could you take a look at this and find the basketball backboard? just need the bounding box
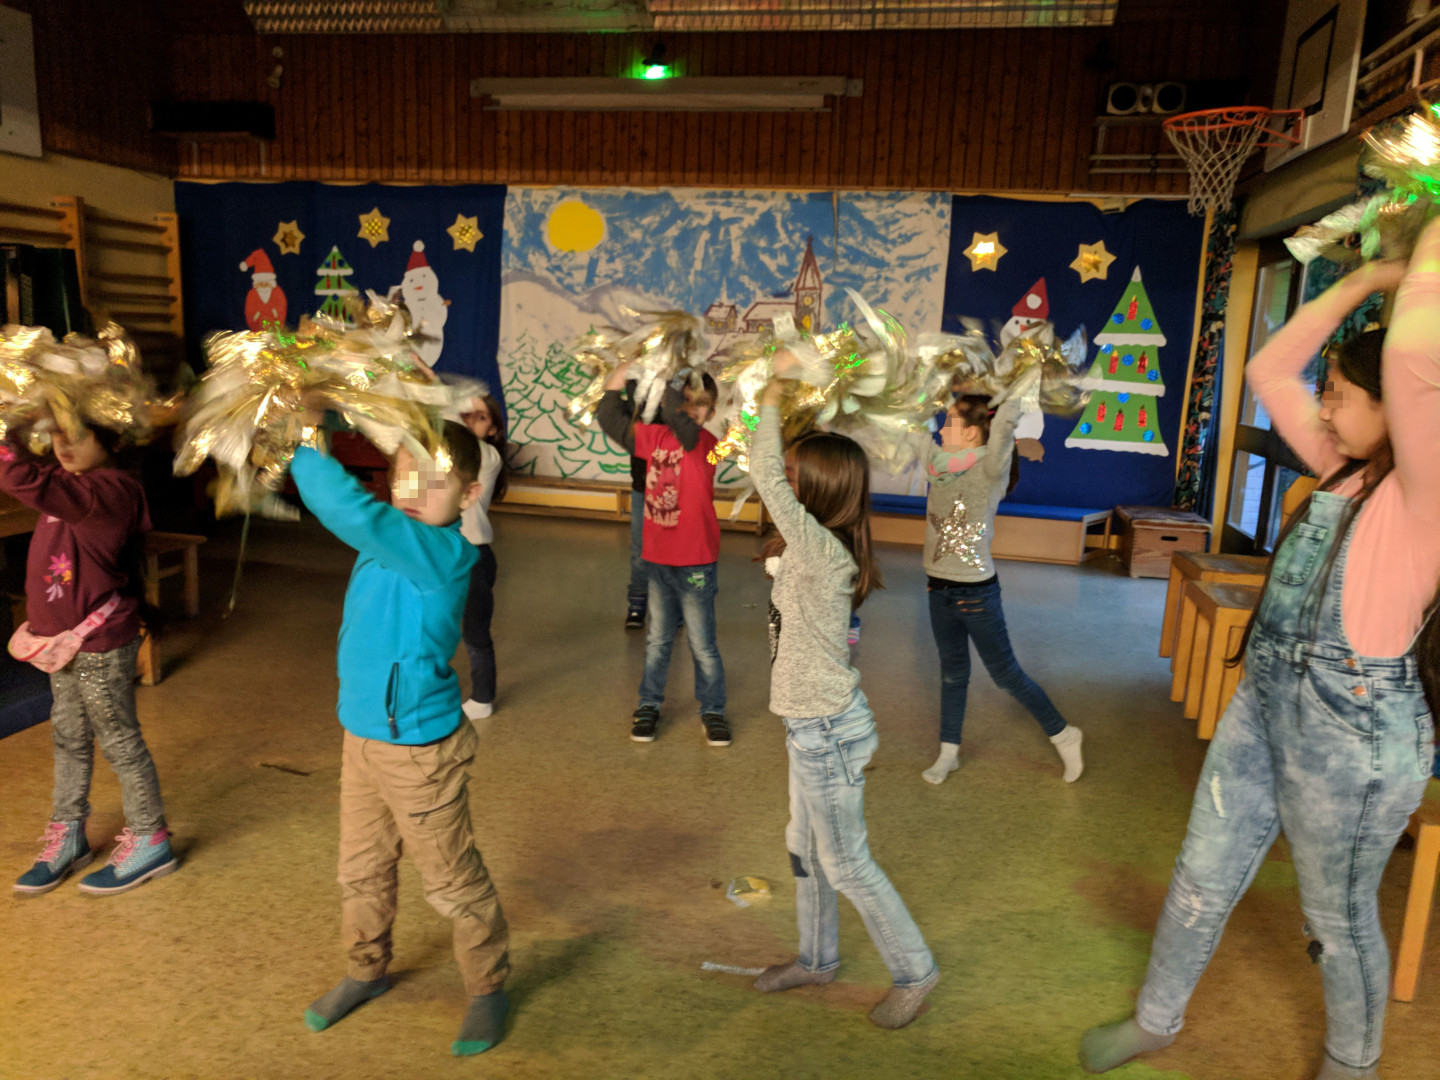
[1265,0,1367,171]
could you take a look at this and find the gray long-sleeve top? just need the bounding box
[750,406,861,720]
[923,397,1023,583]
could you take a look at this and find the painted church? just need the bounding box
[704,236,824,336]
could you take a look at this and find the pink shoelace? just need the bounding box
[36,822,70,862]
[107,828,138,866]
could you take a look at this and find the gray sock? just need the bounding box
[868,969,940,1029]
[452,988,508,1056]
[1314,1055,1380,1080]
[304,975,389,1032]
[753,961,837,993]
[1080,1017,1175,1073]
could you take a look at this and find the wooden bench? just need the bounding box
[137,531,207,686]
[868,495,1113,565]
[1175,580,1260,739]
[1394,800,1440,1002]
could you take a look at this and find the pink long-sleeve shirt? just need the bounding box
[1245,272,1440,657]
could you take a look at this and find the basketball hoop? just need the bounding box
[1163,107,1304,216]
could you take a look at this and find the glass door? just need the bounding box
[1221,242,1312,555]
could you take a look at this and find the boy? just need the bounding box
[290,421,510,1057]
[598,368,729,746]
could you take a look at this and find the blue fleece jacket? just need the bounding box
[290,445,477,745]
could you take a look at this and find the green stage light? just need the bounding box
[642,63,671,80]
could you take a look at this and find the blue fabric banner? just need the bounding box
[173,181,506,402]
[942,196,1205,509]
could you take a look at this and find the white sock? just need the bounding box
[1050,725,1083,783]
[463,699,493,721]
[922,743,961,785]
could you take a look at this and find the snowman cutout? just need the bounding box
[997,278,1051,462]
[389,240,449,370]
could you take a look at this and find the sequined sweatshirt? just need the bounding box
[923,398,1022,584]
[751,407,861,720]
[0,442,149,652]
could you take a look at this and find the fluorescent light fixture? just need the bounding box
[470,77,854,112]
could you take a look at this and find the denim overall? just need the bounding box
[1135,492,1435,1069]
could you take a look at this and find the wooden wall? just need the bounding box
[24,1,1276,195]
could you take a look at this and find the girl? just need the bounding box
[459,393,508,721]
[1080,240,1440,1079]
[5,420,176,896]
[749,354,940,1029]
[921,383,1083,785]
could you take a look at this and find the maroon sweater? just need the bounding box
[0,445,150,653]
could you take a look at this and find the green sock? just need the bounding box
[1080,1017,1175,1073]
[452,988,508,1056]
[304,976,389,1032]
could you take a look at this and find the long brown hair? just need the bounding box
[952,395,1021,495]
[470,392,509,503]
[1230,329,1440,717]
[761,430,883,609]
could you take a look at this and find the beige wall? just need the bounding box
[1,150,173,217]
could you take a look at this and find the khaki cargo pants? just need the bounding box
[338,720,510,996]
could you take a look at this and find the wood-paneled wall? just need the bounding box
[26,1,1275,195]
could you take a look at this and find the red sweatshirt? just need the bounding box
[0,444,150,652]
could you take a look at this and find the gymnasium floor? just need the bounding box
[1,512,1436,1080]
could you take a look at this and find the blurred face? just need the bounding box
[463,399,495,441]
[389,447,480,526]
[681,386,715,426]
[52,428,110,474]
[940,407,984,450]
[1318,365,1387,460]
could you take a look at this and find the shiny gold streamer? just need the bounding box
[566,310,706,429]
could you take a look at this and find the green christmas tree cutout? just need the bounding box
[502,332,631,480]
[1066,266,1169,457]
[315,245,358,326]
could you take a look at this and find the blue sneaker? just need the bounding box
[14,820,93,895]
[78,827,178,895]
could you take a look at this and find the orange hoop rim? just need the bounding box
[1163,106,1304,147]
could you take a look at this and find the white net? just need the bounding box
[1164,109,1271,216]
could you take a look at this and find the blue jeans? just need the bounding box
[638,562,725,716]
[1135,492,1433,1069]
[784,689,936,988]
[627,499,647,606]
[927,578,1068,744]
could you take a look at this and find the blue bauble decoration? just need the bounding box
[1123,353,1135,366]
[1118,392,1131,403]
[1143,430,1156,442]
[1147,370,1160,382]
[1141,318,1153,330]
[1100,343,1113,353]
[1111,313,1124,325]
[1079,422,1092,435]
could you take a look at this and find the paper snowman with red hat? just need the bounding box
[998,278,1050,449]
[389,240,448,369]
[239,248,287,332]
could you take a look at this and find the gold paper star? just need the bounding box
[928,499,987,564]
[357,207,390,248]
[272,220,304,255]
[447,213,482,253]
[1071,240,1116,283]
[963,232,1006,272]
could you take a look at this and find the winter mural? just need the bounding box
[499,188,952,493]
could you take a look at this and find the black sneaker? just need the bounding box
[701,714,731,747]
[625,601,646,629]
[631,706,659,742]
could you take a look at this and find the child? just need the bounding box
[921,386,1083,785]
[1080,245,1440,1079]
[749,354,940,1029]
[5,421,176,896]
[459,393,508,721]
[291,421,511,1058]
[598,367,728,746]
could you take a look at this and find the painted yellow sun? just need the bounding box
[546,199,605,253]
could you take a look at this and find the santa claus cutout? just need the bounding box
[389,240,448,369]
[998,278,1050,462]
[240,249,287,332]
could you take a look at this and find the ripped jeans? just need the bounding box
[783,689,936,988]
[1136,632,1433,1068]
